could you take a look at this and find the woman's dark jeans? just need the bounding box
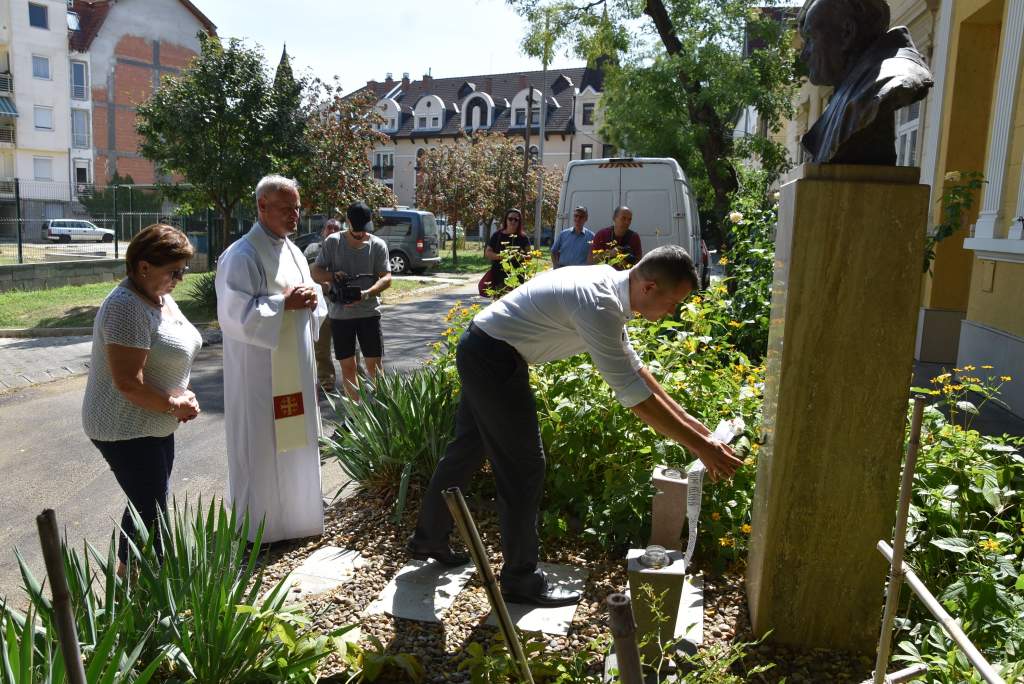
[91,434,175,564]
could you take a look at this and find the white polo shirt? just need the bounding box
[474,265,651,407]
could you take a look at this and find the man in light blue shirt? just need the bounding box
[408,245,742,608]
[550,206,594,268]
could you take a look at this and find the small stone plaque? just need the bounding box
[485,562,588,636]
[285,546,365,602]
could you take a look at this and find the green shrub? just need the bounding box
[321,368,460,521]
[185,270,218,314]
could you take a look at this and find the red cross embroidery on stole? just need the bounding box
[273,392,305,419]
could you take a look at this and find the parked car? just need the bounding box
[42,219,114,243]
[372,209,441,274]
[555,157,708,287]
[290,231,322,260]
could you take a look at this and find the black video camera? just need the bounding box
[328,274,376,305]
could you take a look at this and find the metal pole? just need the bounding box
[606,593,643,684]
[872,397,926,684]
[521,85,532,213]
[442,487,535,684]
[112,184,118,260]
[14,178,22,264]
[878,541,1005,684]
[36,509,87,684]
[533,58,548,247]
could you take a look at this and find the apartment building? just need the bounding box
[353,66,613,208]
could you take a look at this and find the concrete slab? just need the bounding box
[485,562,588,636]
[365,559,475,622]
[285,546,364,602]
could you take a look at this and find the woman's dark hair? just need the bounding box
[502,208,523,235]
[125,224,194,275]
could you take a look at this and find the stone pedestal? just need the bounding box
[627,548,688,664]
[649,465,688,551]
[746,164,928,653]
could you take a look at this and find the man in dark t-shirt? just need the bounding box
[589,205,642,270]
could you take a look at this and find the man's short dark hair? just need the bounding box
[347,202,372,232]
[612,205,631,219]
[634,245,699,291]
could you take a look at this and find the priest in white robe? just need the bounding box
[215,174,328,543]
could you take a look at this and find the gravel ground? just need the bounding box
[256,489,874,682]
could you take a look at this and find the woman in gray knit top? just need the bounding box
[82,224,202,573]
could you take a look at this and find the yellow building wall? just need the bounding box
[967,260,1024,336]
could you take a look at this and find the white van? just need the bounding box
[555,157,707,285]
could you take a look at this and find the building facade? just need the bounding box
[772,0,1024,417]
[354,67,614,209]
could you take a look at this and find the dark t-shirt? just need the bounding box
[591,227,642,269]
[487,230,533,290]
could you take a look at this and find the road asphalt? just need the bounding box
[0,278,479,605]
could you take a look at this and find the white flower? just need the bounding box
[944,171,962,184]
[728,211,744,224]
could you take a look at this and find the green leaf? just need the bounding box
[929,537,973,555]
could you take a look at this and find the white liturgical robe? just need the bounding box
[216,223,328,543]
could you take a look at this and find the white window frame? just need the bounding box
[33,156,53,181]
[28,2,48,29]
[895,101,922,167]
[32,55,51,80]
[70,60,88,100]
[514,108,526,126]
[71,108,90,148]
[430,115,439,128]
[581,102,595,126]
[33,105,54,130]
[417,115,427,129]
[581,143,593,160]
[73,158,91,185]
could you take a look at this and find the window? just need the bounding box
[33,157,53,180]
[581,144,593,160]
[582,102,595,126]
[418,116,427,128]
[895,101,922,167]
[602,144,616,158]
[514,108,526,126]
[374,216,413,238]
[74,161,90,185]
[71,109,89,148]
[374,151,394,180]
[529,107,540,125]
[28,3,48,28]
[70,61,88,100]
[33,106,54,130]
[32,56,50,80]
[430,116,439,128]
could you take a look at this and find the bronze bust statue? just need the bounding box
[798,0,934,165]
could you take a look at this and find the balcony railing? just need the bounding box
[71,83,87,100]
[72,132,90,149]
[0,74,12,94]
[0,126,14,144]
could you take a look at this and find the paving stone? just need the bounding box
[284,546,364,602]
[485,562,588,636]
[365,559,475,622]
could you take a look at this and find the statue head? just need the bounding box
[798,0,891,87]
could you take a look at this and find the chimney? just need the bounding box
[402,72,410,88]
[422,73,432,88]
[366,79,376,88]
[484,77,493,94]
[518,75,528,89]
[385,72,394,83]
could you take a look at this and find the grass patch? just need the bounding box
[435,242,489,274]
[0,273,214,329]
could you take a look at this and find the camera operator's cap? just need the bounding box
[347,202,373,232]
[574,205,588,215]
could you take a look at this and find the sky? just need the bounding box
[194,0,586,93]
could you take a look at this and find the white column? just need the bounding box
[974,0,1024,239]
[920,0,955,203]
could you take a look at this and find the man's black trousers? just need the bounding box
[413,326,546,594]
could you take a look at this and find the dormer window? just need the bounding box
[414,94,445,131]
[375,97,401,133]
[514,109,526,126]
[462,93,494,131]
[510,87,543,128]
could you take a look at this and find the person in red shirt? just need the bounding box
[588,206,642,269]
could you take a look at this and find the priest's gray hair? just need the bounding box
[255,174,300,201]
[633,245,699,291]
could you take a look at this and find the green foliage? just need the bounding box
[136,33,307,247]
[78,172,165,218]
[892,380,1024,679]
[320,369,460,521]
[185,270,218,316]
[459,631,606,683]
[924,171,987,273]
[3,500,358,683]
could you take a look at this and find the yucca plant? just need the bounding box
[185,270,218,315]
[320,368,459,520]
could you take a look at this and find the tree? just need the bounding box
[79,172,165,218]
[511,0,799,245]
[136,33,306,251]
[415,132,562,263]
[291,80,397,218]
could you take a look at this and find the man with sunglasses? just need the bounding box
[311,202,392,400]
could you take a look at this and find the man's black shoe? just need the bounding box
[405,541,470,567]
[501,584,581,608]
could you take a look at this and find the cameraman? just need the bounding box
[311,202,392,400]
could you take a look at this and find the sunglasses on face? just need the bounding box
[508,216,521,223]
[170,266,190,280]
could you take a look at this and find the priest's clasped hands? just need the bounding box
[283,284,319,310]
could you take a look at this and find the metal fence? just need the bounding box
[0,179,328,271]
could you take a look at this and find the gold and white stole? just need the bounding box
[245,225,310,453]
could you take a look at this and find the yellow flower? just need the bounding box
[1000,376,1013,382]
[744,457,755,466]
[978,538,1002,553]
[692,296,702,305]
[741,524,752,535]
[711,512,721,521]
[963,364,976,371]
[728,320,743,328]
[751,443,760,453]
[719,255,729,265]
[982,365,993,369]
[718,536,735,547]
